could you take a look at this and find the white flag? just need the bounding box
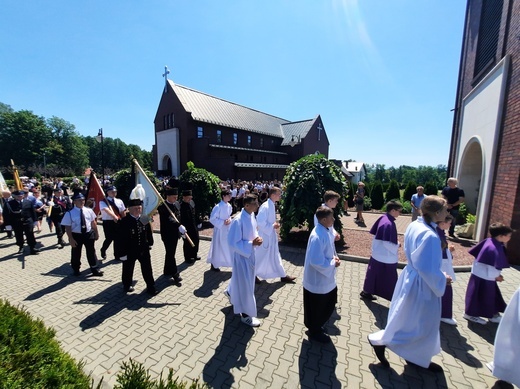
[0,171,8,192]
[134,163,161,222]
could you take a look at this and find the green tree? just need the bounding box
[0,110,51,169]
[280,154,348,243]
[46,116,89,174]
[403,180,418,204]
[424,181,438,196]
[385,179,401,203]
[370,181,385,210]
[178,162,221,222]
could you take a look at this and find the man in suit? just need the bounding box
[3,190,40,255]
[157,187,185,284]
[118,198,157,295]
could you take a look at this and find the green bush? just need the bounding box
[369,181,385,210]
[0,299,99,389]
[178,162,221,222]
[114,359,208,389]
[280,154,348,243]
[466,213,476,224]
[403,181,418,204]
[363,196,372,211]
[385,179,401,203]
[113,167,162,204]
[424,181,438,196]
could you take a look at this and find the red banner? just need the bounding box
[86,172,105,215]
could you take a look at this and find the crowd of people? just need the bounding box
[0,175,517,385]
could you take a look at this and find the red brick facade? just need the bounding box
[450,0,520,263]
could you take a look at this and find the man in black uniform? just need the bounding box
[118,198,157,295]
[157,188,185,284]
[48,187,72,247]
[179,189,200,264]
[441,177,465,237]
[3,190,40,255]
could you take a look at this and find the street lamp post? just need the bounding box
[96,128,104,186]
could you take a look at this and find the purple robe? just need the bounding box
[465,238,509,318]
[363,213,398,300]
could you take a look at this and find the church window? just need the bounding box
[197,127,204,138]
[217,130,222,144]
[233,133,238,145]
[474,0,503,77]
[247,135,252,147]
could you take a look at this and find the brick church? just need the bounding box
[448,0,519,263]
[153,74,329,182]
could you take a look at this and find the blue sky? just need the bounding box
[0,1,466,168]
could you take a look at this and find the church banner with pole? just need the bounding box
[86,171,106,216]
[0,171,8,192]
[132,159,162,223]
[10,159,22,190]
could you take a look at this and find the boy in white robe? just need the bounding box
[224,194,263,327]
[368,196,451,372]
[303,206,341,343]
[487,287,520,387]
[312,190,341,245]
[255,187,296,283]
[206,189,233,271]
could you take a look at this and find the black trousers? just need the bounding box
[51,217,65,243]
[303,287,338,334]
[162,234,179,276]
[14,222,36,249]
[101,220,121,258]
[122,249,155,290]
[70,232,99,271]
[182,230,199,261]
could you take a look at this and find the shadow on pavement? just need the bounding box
[193,269,231,298]
[440,324,483,367]
[362,300,390,330]
[76,284,176,331]
[255,281,285,319]
[202,306,254,389]
[299,338,340,388]
[369,363,449,388]
[25,263,111,301]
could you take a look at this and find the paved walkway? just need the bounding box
[0,226,518,388]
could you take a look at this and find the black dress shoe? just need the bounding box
[146,288,158,296]
[173,274,183,283]
[280,275,296,283]
[211,264,221,272]
[73,270,81,276]
[306,330,331,344]
[196,256,201,261]
[29,249,40,255]
[368,336,390,368]
[100,250,107,260]
[124,286,135,293]
[91,268,104,276]
[406,360,443,372]
[17,246,24,253]
[360,291,377,301]
[185,258,195,264]
[255,276,262,284]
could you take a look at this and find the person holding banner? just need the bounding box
[118,197,157,295]
[99,186,126,261]
[157,187,184,284]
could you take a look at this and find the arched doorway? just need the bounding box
[162,155,172,176]
[457,139,484,238]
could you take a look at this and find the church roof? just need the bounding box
[170,81,317,143]
[171,81,289,138]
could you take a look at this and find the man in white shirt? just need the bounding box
[61,193,103,277]
[99,186,126,260]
